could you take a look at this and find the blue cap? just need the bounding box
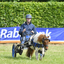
[26,14,32,18]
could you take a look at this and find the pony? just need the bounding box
[26,33,50,60]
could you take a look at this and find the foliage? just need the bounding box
[0,0,64,2]
[0,2,64,28]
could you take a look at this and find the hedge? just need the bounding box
[0,2,64,28]
[0,0,64,2]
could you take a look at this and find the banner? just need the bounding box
[0,27,20,41]
[0,27,64,43]
[36,28,64,41]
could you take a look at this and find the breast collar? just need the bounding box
[31,39,44,48]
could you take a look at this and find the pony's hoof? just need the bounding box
[30,58,31,60]
[30,56,31,59]
[43,54,45,57]
[36,59,39,60]
[39,59,42,61]
[36,58,38,60]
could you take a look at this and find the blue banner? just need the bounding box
[0,27,64,41]
[0,27,20,41]
[36,28,64,41]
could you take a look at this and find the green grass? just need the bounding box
[0,44,64,64]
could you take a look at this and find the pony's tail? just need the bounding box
[26,47,34,57]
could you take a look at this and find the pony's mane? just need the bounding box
[37,34,46,43]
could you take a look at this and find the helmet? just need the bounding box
[26,14,32,18]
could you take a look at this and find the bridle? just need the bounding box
[42,38,50,47]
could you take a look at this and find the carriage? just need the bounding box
[12,35,32,57]
[12,33,50,60]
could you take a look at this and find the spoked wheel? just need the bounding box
[12,44,16,57]
[18,45,23,55]
[15,51,16,57]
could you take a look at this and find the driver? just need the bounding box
[19,14,37,45]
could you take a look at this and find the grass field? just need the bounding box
[0,44,64,64]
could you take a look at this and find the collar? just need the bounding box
[25,22,31,25]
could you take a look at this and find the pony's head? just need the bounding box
[37,34,50,50]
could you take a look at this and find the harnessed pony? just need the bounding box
[26,33,50,60]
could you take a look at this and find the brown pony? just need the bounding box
[26,33,50,60]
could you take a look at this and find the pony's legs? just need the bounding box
[42,48,45,57]
[35,51,38,60]
[26,47,34,60]
[40,48,45,60]
[35,48,38,60]
[30,54,31,59]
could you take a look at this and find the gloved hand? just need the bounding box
[31,30,34,33]
[23,28,26,32]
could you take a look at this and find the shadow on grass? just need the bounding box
[0,55,36,60]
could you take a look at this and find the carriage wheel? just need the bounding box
[15,51,16,57]
[12,44,16,57]
[19,46,23,55]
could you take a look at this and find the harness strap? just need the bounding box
[31,39,44,48]
[45,45,48,47]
